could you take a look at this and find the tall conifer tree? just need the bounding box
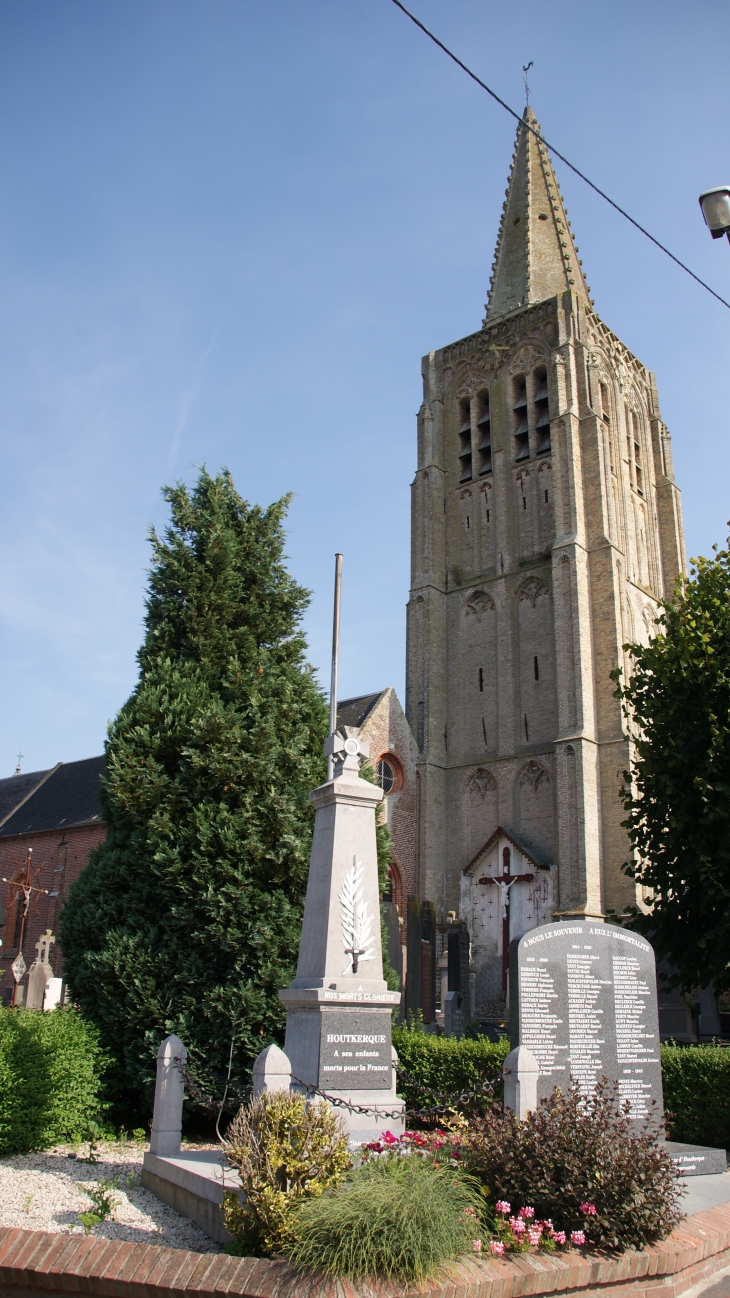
[60,470,328,1104]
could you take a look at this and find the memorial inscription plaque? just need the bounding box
[510,921,663,1126]
[318,1010,392,1090]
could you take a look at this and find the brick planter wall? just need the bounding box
[2,1202,730,1298]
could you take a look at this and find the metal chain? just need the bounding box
[173,1056,252,1114]
[172,1055,500,1122]
[290,1067,500,1121]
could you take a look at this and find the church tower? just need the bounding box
[405,108,686,1014]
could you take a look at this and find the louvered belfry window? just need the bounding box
[513,375,529,461]
[534,368,551,454]
[477,390,491,475]
[457,398,472,482]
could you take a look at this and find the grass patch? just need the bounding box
[286,1157,487,1282]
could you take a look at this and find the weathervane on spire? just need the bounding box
[522,62,533,107]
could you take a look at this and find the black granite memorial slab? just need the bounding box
[510,921,663,1127]
[665,1141,727,1176]
[318,1009,392,1090]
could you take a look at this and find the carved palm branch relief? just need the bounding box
[339,855,375,975]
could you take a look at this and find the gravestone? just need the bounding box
[405,896,422,1022]
[444,920,470,1038]
[25,930,55,1010]
[420,901,436,1024]
[509,920,663,1126]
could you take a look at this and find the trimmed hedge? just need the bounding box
[392,1027,508,1111]
[0,1006,109,1153]
[661,1044,730,1148]
[394,1032,730,1149]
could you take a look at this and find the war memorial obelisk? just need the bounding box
[279,724,404,1143]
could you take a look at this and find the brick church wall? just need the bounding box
[0,823,106,1003]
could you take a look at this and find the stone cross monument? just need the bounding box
[26,929,56,1010]
[280,725,404,1142]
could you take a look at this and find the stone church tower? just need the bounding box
[405,107,686,1012]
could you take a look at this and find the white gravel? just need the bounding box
[0,1140,222,1253]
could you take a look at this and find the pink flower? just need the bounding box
[472,1239,483,1253]
[495,1201,511,1215]
[518,1206,535,1219]
[528,1230,542,1247]
[552,1231,566,1245]
[571,1231,586,1246]
[490,1240,505,1256]
[580,1203,597,1216]
[510,1218,526,1234]
[381,1131,399,1144]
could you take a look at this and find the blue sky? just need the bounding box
[1,0,729,775]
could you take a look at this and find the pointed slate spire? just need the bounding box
[485,106,591,321]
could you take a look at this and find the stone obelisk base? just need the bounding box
[280,988,405,1144]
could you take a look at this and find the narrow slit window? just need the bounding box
[533,368,551,454]
[477,390,492,475]
[513,375,529,461]
[534,656,539,680]
[479,668,484,692]
[632,411,644,496]
[522,496,527,509]
[457,398,472,483]
[600,381,615,473]
[544,489,549,503]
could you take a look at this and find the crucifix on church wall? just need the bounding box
[2,849,49,1007]
[478,845,534,995]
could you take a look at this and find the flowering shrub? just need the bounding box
[462,1081,683,1251]
[362,1127,462,1165]
[489,1199,592,1253]
[361,1130,592,1254]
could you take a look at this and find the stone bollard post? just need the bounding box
[502,1045,539,1119]
[149,1034,187,1156]
[252,1043,292,1098]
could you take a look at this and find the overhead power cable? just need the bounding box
[390,0,730,312]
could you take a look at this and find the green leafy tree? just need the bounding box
[60,470,328,1106]
[614,540,730,993]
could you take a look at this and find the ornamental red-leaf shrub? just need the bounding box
[462,1081,682,1251]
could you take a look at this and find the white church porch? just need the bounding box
[460,825,553,1014]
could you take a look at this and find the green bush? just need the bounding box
[222,1091,350,1255]
[393,1026,508,1112]
[0,1007,109,1153]
[661,1044,730,1147]
[462,1081,682,1251]
[286,1157,486,1282]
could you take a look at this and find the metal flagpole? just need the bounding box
[327,554,343,781]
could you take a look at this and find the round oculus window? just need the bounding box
[376,759,396,794]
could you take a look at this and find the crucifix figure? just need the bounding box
[2,849,49,1007]
[478,845,534,996]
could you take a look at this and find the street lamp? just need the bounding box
[699,187,730,241]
